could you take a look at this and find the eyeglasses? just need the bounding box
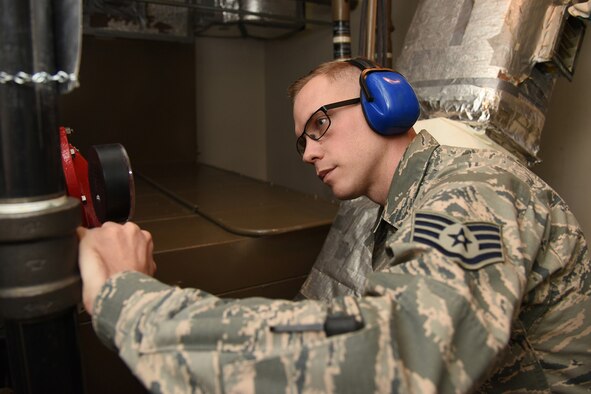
[296,98,361,156]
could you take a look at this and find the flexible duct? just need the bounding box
[396,0,586,163]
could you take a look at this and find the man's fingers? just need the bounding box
[573,1,591,12]
[77,221,157,313]
[141,230,157,275]
[141,229,152,242]
[569,1,591,18]
[77,226,88,239]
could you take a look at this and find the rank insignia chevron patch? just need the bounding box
[411,211,504,270]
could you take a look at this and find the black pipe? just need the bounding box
[5,309,84,393]
[0,0,84,392]
[0,0,64,200]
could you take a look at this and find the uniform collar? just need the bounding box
[373,130,440,232]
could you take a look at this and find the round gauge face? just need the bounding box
[87,143,135,224]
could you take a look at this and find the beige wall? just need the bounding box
[265,19,335,201]
[195,37,267,180]
[534,35,591,237]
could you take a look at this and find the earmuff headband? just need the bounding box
[359,68,399,102]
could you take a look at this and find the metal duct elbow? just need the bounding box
[396,0,586,164]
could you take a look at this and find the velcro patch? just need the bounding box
[411,211,504,270]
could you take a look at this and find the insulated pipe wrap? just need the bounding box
[395,0,585,162]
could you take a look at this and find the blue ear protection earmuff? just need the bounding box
[346,58,420,136]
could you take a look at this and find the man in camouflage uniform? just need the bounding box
[78,59,591,393]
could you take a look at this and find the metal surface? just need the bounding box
[83,0,329,41]
[357,0,392,65]
[0,0,63,200]
[396,0,586,163]
[5,309,84,394]
[376,0,393,67]
[0,0,83,319]
[0,1,84,391]
[136,163,338,236]
[191,0,308,39]
[0,70,77,85]
[53,0,82,93]
[131,165,338,295]
[146,217,331,294]
[364,0,377,60]
[0,197,81,320]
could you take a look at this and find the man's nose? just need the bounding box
[302,137,323,164]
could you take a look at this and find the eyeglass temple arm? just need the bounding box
[321,98,361,112]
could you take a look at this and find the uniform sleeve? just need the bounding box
[93,169,542,393]
[368,162,548,391]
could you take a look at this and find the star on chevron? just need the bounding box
[448,227,472,252]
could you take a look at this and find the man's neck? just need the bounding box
[367,128,417,206]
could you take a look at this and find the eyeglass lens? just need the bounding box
[295,98,360,157]
[296,109,331,156]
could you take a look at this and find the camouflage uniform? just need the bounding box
[93,131,591,393]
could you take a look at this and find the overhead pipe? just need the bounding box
[332,0,352,59]
[357,0,393,65]
[377,0,394,67]
[386,0,393,67]
[364,0,377,61]
[128,0,333,26]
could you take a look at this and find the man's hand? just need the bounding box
[77,222,157,315]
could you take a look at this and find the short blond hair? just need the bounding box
[287,59,360,102]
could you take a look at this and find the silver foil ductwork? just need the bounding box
[396,0,586,163]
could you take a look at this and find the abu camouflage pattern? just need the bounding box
[93,131,591,393]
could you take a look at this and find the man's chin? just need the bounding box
[330,186,361,201]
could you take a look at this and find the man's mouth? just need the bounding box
[317,168,334,182]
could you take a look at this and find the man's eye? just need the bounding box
[314,116,329,134]
[305,112,330,140]
[315,116,329,129]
